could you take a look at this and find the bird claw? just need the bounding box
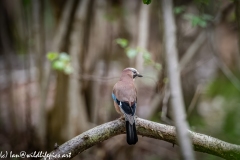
[120,116,125,120]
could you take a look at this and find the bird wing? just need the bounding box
[118,101,136,125]
[112,81,137,124]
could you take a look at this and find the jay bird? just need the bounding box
[112,68,143,145]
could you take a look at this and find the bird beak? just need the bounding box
[137,74,143,77]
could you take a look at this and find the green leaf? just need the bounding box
[59,52,70,62]
[22,0,31,6]
[198,20,207,28]
[47,52,59,61]
[154,63,162,71]
[143,52,151,60]
[116,38,128,48]
[183,13,212,28]
[191,16,202,27]
[64,65,73,74]
[126,48,138,58]
[163,77,169,84]
[183,14,193,20]
[136,46,143,52]
[174,6,186,15]
[52,60,65,70]
[142,0,151,5]
[202,14,213,21]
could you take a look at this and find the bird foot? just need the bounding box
[120,116,125,121]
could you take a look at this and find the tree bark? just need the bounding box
[136,2,150,72]
[0,0,17,133]
[161,0,195,159]
[235,0,240,58]
[66,0,90,139]
[32,0,46,147]
[43,117,240,160]
[46,0,79,149]
[83,0,109,123]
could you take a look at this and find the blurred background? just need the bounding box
[0,0,240,159]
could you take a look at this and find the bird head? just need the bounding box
[123,68,143,79]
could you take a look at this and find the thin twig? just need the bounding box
[180,31,207,71]
[207,27,240,91]
[71,74,119,82]
[187,85,202,117]
[70,73,158,84]
[161,87,172,125]
[181,56,213,75]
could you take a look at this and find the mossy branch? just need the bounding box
[44,117,240,160]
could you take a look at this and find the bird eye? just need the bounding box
[133,71,136,74]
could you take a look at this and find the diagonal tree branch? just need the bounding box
[44,118,240,160]
[179,31,207,71]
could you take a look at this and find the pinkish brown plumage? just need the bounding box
[112,68,142,145]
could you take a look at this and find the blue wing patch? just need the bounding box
[112,93,117,102]
[112,92,136,115]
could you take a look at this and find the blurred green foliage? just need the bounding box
[206,74,240,144]
[116,38,162,70]
[47,52,73,74]
[142,0,151,5]
[174,6,186,15]
[116,38,128,48]
[183,13,213,28]
[174,3,213,28]
[223,107,240,144]
[226,10,236,23]
[206,75,240,100]
[189,74,240,147]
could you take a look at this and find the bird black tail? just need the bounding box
[126,121,138,145]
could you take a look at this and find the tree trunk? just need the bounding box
[46,0,79,149]
[161,0,195,159]
[234,0,240,57]
[66,0,90,139]
[32,0,46,147]
[136,2,150,72]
